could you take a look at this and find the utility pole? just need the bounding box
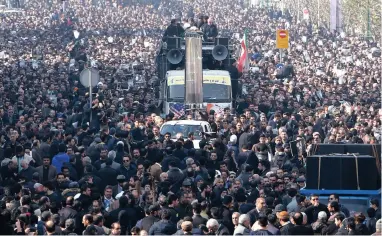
[317,0,320,27]
[367,0,371,38]
[297,0,300,22]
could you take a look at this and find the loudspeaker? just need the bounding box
[212,45,228,61]
[311,144,381,175]
[167,49,183,64]
[306,155,379,190]
[311,144,345,155]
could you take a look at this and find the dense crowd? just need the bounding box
[0,0,381,235]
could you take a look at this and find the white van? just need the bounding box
[160,120,213,149]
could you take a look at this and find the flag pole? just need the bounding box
[244,28,249,72]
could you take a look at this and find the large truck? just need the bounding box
[157,34,236,116]
[160,69,232,115]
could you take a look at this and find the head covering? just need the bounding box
[94,137,102,143]
[296,177,306,182]
[194,175,204,183]
[69,182,79,188]
[275,204,286,213]
[222,195,233,205]
[226,170,235,177]
[117,175,126,181]
[236,193,247,202]
[110,127,116,135]
[182,178,192,186]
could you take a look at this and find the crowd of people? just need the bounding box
[0,0,381,235]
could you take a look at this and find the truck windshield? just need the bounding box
[160,124,203,139]
[167,84,231,102]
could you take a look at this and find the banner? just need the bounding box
[168,75,231,86]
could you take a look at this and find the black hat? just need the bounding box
[16,145,24,153]
[296,177,306,182]
[149,204,160,212]
[182,178,192,186]
[275,204,286,212]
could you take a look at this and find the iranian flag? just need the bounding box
[237,30,249,73]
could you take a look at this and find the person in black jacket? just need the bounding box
[252,214,274,235]
[163,19,185,40]
[248,197,267,226]
[76,183,92,211]
[166,194,180,224]
[58,196,78,223]
[167,161,184,187]
[221,195,234,234]
[149,209,177,235]
[366,207,377,234]
[162,148,181,172]
[322,213,345,235]
[96,158,119,192]
[238,125,252,152]
[108,195,137,232]
[118,155,137,181]
[304,194,330,224]
[1,159,18,184]
[289,212,314,235]
[206,218,230,235]
[203,18,218,42]
[137,205,160,232]
[355,213,370,235]
[191,202,207,228]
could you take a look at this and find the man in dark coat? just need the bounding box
[148,209,177,235]
[107,196,137,231]
[288,212,314,235]
[167,161,184,186]
[248,197,267,226]
[1,159,18,184]
[19,160,37,182]
[304,194,330,224]
[118,156,137,181]
[206,218,230,235]
[162,148,180,172]
[96,158,119,192]
[166,194,180,224]
[278,211,294,235]
[221,195,234,234]
[203,18,218,41]
[163,19,185,39]
[136,205,160,232]
[191,202,207,228]
[58,196,78,223]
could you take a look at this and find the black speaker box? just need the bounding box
[306,155,380,190]
[311,144,345,155]
[215,37,229,46]
[311,144,381,157]
[166,37,181,49]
